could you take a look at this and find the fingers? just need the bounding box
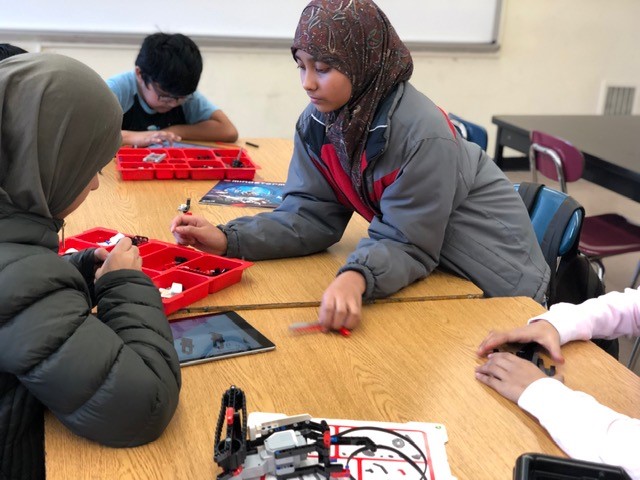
[475,370,503,390]
[476,352,511,379]
[477,330,512,356]
[318,297,361,332]
[171,214,203,232]
[154,131,181,146]
[317,296,336,332]
[94,247,109,262]
[111,236,133,251]
[95,237,141,279]
[545,342,565,364]
[170,215,199,246]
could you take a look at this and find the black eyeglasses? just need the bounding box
[147,82,192,104]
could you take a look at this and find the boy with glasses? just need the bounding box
[107,33,238,147]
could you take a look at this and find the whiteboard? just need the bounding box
[0,0,501,50]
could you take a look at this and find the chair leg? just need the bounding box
[628,337,640,370]
[630,260,640,289]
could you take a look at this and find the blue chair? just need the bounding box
[514,183,583,272]
[516,182,619,359]
[448,113,489,151]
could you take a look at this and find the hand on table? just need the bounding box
[475,352,564,402]
[170,214,228,255]
[477,320,564,364]
[318,270,366,332]
[95,237,142,280]
[126,130,181,147]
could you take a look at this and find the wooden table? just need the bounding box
[45,297,640,479]
[492,115,640,202]
[66,138,482,314]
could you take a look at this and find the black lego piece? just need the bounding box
[515,342,556,377]
[214,385,248,475]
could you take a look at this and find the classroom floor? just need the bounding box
[505,171,640,375]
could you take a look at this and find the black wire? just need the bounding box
[344,445,427,480]
[334,426,428,472]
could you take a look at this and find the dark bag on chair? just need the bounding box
[516,182,618,359]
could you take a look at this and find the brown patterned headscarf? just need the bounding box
[292,0,413,195]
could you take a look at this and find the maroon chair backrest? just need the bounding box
[531,131,584,182]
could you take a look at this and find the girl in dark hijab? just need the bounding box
[0,53,180,479]
[171,0,549,333]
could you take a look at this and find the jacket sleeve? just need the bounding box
[222,130,353,260]
[518,378,640,479]
[62,247,99,305]
[341,136,459,299]
[4,252,181,447]
[530,287,640,344]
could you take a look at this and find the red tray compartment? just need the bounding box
[154,148,186,159]
[181,148,217,160]
[59,238,96,254]
[114,146,258,181]
[60,227,253,315]
[118,147,150,156]
[117,162,156,180]
[73,228,119,245]
[117,153,148,162]
[152,270,212,316]
[154,164,175,179]
[137,241,168,257]
[141,246,203,272]
[178,256,253,293]
[215,148,257,180]
[186,159,225,180]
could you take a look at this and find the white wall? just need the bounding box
[7,0,640,154]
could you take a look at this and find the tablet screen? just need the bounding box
[169,311,275,367]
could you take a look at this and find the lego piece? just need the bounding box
[213,385,429,480]
[514,342,557,377]
[97,232,126,246]
[178,198,191,213]
[289,321,351,338]
[142,153,167,163]
[159,282,183,299]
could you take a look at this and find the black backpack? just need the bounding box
[516,182,616,358]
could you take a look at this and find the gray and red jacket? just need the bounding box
[222,82,549,301]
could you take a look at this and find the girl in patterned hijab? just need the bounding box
[171,0,550,334]
[291,0,413,199]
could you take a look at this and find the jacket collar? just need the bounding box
[0,206,63,252]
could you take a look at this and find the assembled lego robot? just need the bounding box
[213,386,428,480]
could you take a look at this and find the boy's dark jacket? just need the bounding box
[0,212,181,479]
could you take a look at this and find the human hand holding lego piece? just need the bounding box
[318,270,366,332]
[95,237,142,280]
[170,214,227,255]
[476,320,564,364]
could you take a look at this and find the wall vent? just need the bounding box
[602,85,635,115]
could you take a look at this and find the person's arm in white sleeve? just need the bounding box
[520,377,640,479]
[531,287,640,344]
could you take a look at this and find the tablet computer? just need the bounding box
[169,311,275,367]
[514,453,631,479]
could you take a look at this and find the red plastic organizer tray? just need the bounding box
[59,227,252,316]
[115,147,258,181]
